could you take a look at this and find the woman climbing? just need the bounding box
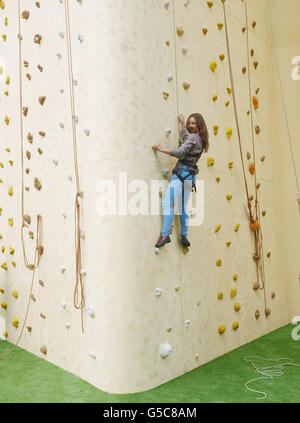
[154,113,209,248]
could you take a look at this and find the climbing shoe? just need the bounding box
[155,235,171,248]
[181,235,190,247]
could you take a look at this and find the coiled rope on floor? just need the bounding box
[63,0,85,333]
[222,0,268,312]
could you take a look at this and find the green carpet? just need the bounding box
[0,323,299,403]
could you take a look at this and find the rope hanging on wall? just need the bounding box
[63,0,85,333]
[222,0,269,314]
[0,0,44,361]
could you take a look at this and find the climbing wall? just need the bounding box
[0,0,300,394]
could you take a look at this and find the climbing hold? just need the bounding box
[4,116,9,125]
[165,40,170,46]
[183,82,190,90]
[1,301,7,309]
[212,95,218,102]
[30,294,36,302]
[40,313,46,319]
[181,46,188,55]
[87,305,95,317]
[226,194,232,200]
[225,101,230,107]
[34,34,42,44]
[228,162,233,169]
[34,177,42,190]
[1,262,8,270]
[80,268,87,276]
[265,308,271,317]
[260,155,265,162]
[242,66,247,74]
[246,152,251,160]
[226,241,231,247]
[175,286,180,292]
[250,221,259,232]
[230,287,237,298]
[164,1,170,9]
[162,92,169,100]
[271,292,275,299]
[161,169,169,177]
[23,107,28,116]
[27,326,32,332]
[53,159,59,166]
[233,274,238,281]
[12,289,18,298]
[61,301,67,309]
[60,266,66,274]
[207,157,214,167]
[267,252,271,258]
[234,224,240,232]
[252,96,259,109]
[217,23,223,31]
[216,177,220,183]
[234,302,241,312]
[1,246,5,253]
[226,128,233,139]
[160,343,171,358]
[8,186,13,196]
[5,76,10,85]
[253,282,260,291]
[167,74,173,82]
[248,162,255,175]
[213,125,219,135]
[217,292,223,300]
[0,288,4,293]
[8,218,13,226]
[22,10,30,19]
[210,61,217,72]
[252,21,256,29]
[216,258,222,267]
[256,183,260,189]
[218,324,226,335]
[40,344,47,355]
[12,317,19,328]
[255,125,260,134]
[3,329,7,338]
[185,320,191,328]
[227,87,232,94]
[39,279,45,287]
[250,48,254,56]
[176,27,184,37]
[202,28,208,35]
[232,321,239,330]
[215,224,221,233]
[165,128,171,137]
[255,310,260,320]
[207,1,214,8]
[38,96,46,106]
[64,322,71,329]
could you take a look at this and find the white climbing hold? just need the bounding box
[84,129,90,136]
[80,268,87,276]
[64,322,71,329]
[162,169,169,177]
[59,32,65,39]
[185,319,191,328]
[73,79,78,86]
[57,53,62,59]
[80,230,85,239]
[167,74,173,82]
[77,0,83,4]
[160,343,171,358]
[77,34,83,43]
[60,265,66,274]
[59,122,64,128]
[165,128,172,136]
[78,191,84,199]
[61,301,67,309]
[52,159,59,166]
[60,89,64,93]
[62,212,67,219]
[67,173,72,181]
[164,1,170,9]
[182,46,188,55]
[155,247,160,255]
[87,305,95,317]
[155,288,163,296]
[89,351,96,359]
[184,0,191,6]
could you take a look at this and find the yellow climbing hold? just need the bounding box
[234,224,240,232]
[234,302,241,312]
[8,186,13,196]
[216,258,222,267]
[0,162,3,168]
[225,101,230,107]
[0,1,5,10]
[11,261,16,267]
[218,324,226,334]
[213,125,219,135]
[9,160,13,166]
[210,61,217,72]
[233,274,238,281]
[5,76,10,85]
[5,17,8,25]
[12,317,19,328]
[1,246,4,253]
[226,128,233,139]
[202,28,208,35]
[5,147,10,152]
[216,177,220,183]
[8,218,13,226]
[212,94,218,102]
[1,301,7,309]
[207,157,215,167]
[217,23,223,30]
[232,321,239,330]
[218,292,223,300]
[228,162,233,169]
[40,344,47,355]
[2,34,7,42]
[12,289,18,298]
[226,194,232,200]
[9,246,14,255]
[226,241,231,247]
[3,329,8,337]
[4,116,9,125]
[230,287,237,298]
[219,54,225,61]
[207,1,214,8]
[227,87,232,94]
[1,262,8,270]
[176,26,184,37]
[215,224,221,233]
[0,288,4,293]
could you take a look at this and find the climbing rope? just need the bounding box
[63,0,85,333]
[265,0,300,213]
[244,356,300,400]
[171,0,181,143]
[0,0,44,361]
[222,0,268,311]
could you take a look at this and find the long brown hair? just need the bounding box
[187,113,209,153]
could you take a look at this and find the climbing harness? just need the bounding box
[222,0,269,313]
[0,0,44,361]
[172,159,200,193]
[64,0,85,333]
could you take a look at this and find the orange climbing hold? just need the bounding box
[248,162,255,175]
[250,221,259,232]
[252,96,259,110]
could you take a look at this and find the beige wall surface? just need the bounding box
[0,0,299,394]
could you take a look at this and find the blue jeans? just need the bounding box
[161,166,196,237]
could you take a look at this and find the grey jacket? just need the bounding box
[170,129,203,173]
